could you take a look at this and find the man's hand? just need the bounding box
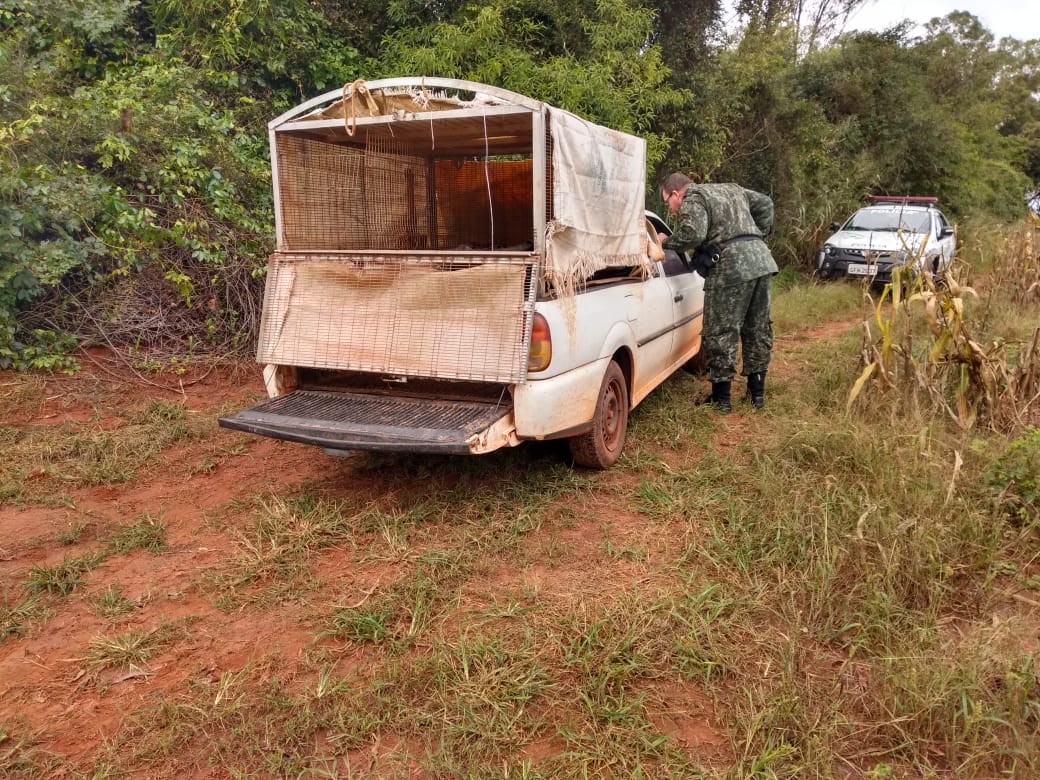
[657,232,669,243]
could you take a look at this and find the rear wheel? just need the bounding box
[569,361,629,469]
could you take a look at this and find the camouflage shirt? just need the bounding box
[662,183,779,288]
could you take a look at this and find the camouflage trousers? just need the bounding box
[702,274,774,383]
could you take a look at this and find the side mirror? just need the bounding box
[940,226,955,238]
[830,222,841,232]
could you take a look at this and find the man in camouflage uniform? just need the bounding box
[659,172,778,412]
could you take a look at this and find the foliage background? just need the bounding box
[1,0,1038,367]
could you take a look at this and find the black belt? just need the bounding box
[719,234,763,248]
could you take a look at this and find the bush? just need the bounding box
[984,426,1040,526]
[0,0,365,367]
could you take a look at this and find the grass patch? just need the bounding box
[0,719,66,778]
[219,495,359,594]
[0,397,216,506]
[20,515,167,604]
[771,276,865,333]
[324,604,394,644]
[86,623,181,671]
[186,440,249,476]
[212,457,583,609]
[0,592,50,640]
[0,374,45,418]
[625,371,718,457]
[55,520,91,546]
[25,551,107,596]
[89,585,137,621]
[104,514,168,554]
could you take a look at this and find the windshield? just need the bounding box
[844,208,931,233]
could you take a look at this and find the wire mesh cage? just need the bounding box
[257,253,536,383]
[275,120,537,253]
[262,97,544,383]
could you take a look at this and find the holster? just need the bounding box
[692,234,763,278]
[691,243,722,278]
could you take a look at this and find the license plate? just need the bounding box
[847,263,877,276]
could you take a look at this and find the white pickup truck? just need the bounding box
[219,78,704,468]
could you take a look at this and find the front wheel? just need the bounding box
[569,361,629,469]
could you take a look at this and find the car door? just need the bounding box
[628,265,680,401]
[935,211,956,271]
[661,253,704,366]
[645,211,704,368]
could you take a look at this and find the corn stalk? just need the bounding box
[848,247,1040,430]
[848,228,1040,434]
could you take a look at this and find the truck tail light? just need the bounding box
[527,313,552,372]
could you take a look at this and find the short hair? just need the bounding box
[661,173,693,194]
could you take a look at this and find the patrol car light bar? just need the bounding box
[867,195,938,204]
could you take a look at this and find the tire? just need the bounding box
[569,361,629,469]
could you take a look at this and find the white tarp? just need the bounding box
[546,108,649,288]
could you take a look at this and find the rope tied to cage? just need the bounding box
[412,77,432,109]
[482,107,494,249]
[343,79,381,137]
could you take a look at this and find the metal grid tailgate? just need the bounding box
[218,390,512,454]
[256,254,536,384]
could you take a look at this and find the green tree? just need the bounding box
[0,0,381,367]
[912,12,1031,217]
[374,0,681,165]
[149,0,361,101]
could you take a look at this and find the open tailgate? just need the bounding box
[218,390,512,454]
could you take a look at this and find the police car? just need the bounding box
[815,196,956,283]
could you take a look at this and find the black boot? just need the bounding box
[698,381,732,413]
[747,371,766,409]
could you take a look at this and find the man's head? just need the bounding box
[660,172,693,216]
